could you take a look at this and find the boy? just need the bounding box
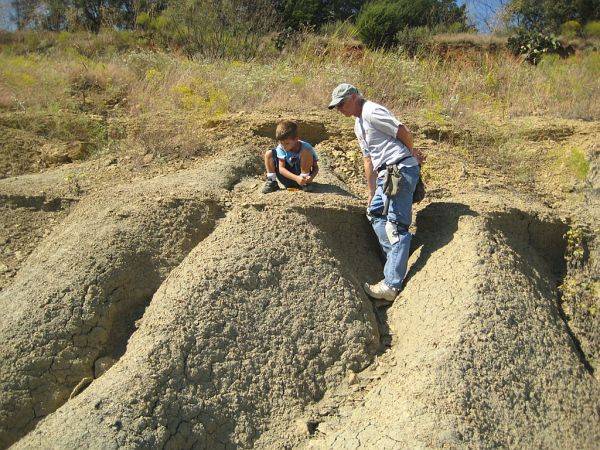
[262,120,319,193]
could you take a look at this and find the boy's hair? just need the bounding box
[275,120,298,141]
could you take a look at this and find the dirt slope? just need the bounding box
[12,188,383,449]
[298,197,599,449]
[1,113,598,449]
[0,147,260,447]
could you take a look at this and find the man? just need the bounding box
[328,83,425,301]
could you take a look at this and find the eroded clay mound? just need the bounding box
[0,148,261,448]
[14,196,382,449]
[306,200,599,449]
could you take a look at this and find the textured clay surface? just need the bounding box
[0,147,260,447]
[12,191,382,449]
[1,118,598,449]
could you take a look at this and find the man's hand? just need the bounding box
[411,147,426,165]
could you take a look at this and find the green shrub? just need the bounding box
[395,26,432,56]
[279,0,366,30]
[565,147,590,181]
[504,0,600,33]
[507,29,565,64]
[356,1,406,48]
[143,0,280,59]
[135,12,152,30]
[561,20,582,38]
[356,0,467,49]
[583,21,600,39]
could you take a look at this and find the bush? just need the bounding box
[504,0,600,33]
[319,20,358,39]
[561,20,582,38]
[395,26,432,56]
[356,0,467,49]
[135,12,152,30]
[584,21,600,39]
[279,0,366,30]
[356,1,406,48]
[144,0,280,59]
[507,29,566,64]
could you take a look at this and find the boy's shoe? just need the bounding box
[363,280,399,302]
[262,179,280,194]
[301,184,313,192]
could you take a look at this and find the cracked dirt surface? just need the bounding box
[12,187,383,449]
[296,198,599,449]
[0,147,261,447]
[1,112,599,448]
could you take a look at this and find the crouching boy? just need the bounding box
[262,120,319,193]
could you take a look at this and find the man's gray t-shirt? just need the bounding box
[354,101,417,172]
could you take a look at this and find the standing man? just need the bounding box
[328,83,425,301]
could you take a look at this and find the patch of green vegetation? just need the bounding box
[564,224,586,267]
[290,75,306,87]
[583,21,600,39]
[172,78,230,115]
[421,103,449,127]
[563,147,590,180]
[559,224,597,329]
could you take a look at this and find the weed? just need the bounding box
[559,223,597,347]
[564,147,590,180]
[172,78,229,115]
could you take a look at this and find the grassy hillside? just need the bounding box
[1,30,598,181]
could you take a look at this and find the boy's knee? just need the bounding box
[265,149,273,158]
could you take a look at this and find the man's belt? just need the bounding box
[376,154,414,173]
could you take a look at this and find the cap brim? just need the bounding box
[328,98,342,109]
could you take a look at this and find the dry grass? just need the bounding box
[0,30,598,176]
[432,32,507,47]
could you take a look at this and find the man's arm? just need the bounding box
[396,124,413,150]
[396,125,426,164]
[278,159,307,185]
[366,106,425,164]
[363,156,376,205]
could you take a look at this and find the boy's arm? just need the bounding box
[364,156,376,206]
[278,159,307,185]
[308,160,319,182]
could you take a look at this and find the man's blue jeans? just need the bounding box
[367,164,420,290]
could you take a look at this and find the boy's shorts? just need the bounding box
[272,153,304,189]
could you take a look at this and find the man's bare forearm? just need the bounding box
[396,124,413,150]
[363,156,376,199]
[396,124,426,164]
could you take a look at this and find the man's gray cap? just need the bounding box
[328,83,359,109]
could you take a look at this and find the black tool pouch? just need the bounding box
[382,165,402,215]
[384,165,402,196]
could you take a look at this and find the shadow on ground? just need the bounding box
[405,202,478,285]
